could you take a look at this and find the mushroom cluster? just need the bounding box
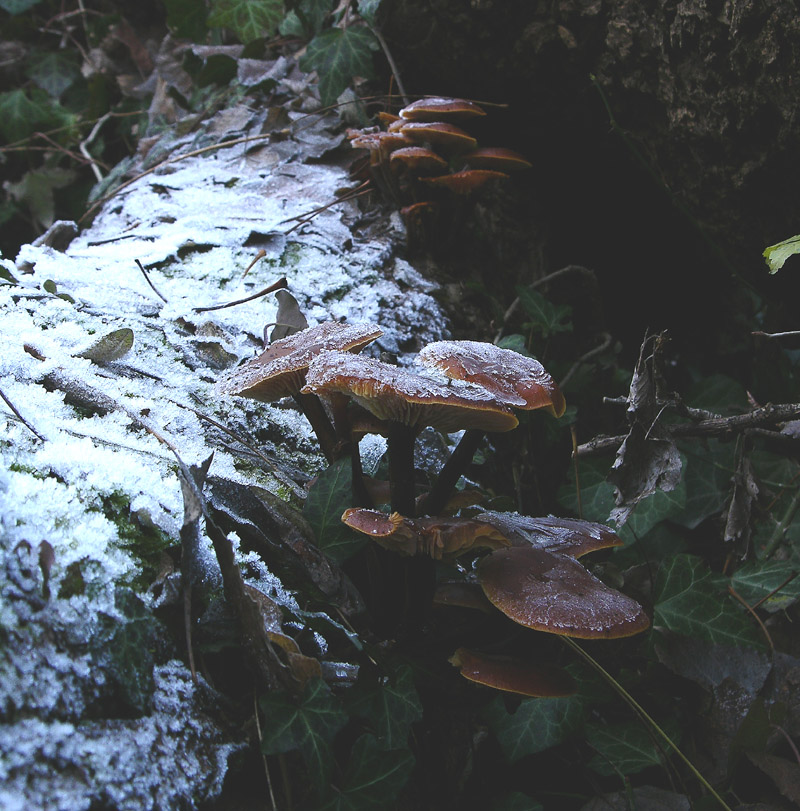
[218,319,649,695]
[348,97,531,249]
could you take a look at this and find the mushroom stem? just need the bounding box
[387,421,418,516]
[418,428,484,516]
[292,392,338,463]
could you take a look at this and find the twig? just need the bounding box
[135,259,169,303]
[752,330,800,339]
[79,111,112,182]
[369,25,409,105]
[575,403,800,457]
[751,570,799,610]
[770,724,800,767]
[559,332,612,389]
[281,185,373,235]
[0,387,46,441]
[193,276,288,313]
[241,249,266,279]
[727,585,774,651]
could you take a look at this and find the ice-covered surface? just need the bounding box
[0,96,448,809]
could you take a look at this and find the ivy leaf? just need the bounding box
[653,554,763,648]
[763,234,800,274]
[207,0,284,44]
[515,286,572,338]
[323,734,414,810]
[299,26,377,106]
[0,89,53,144]
[26,50,81,99]
[586,720,676,776]
[0,0,42,12]
[5,167,77,230]
[676,440,735,529]
[496,334,532,356]
[483,692,586,762]
[357,0,382,26]
[303,458,366,563]
[259,678,348,789]
[285,0,334,36]
[346,664,423,749]
[730,560,800,612]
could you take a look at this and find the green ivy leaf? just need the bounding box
[357,0,382,26]
[0,0,42,13]
[285,0,334,35]
[730,560,800,612]
[515,286,573,338]
[5,167,77,230]
[347,664,423,749]
[496,334,532,356]
[299,26,377,106]
[0,89,53,144]
[653,554,763,648]
[303,458,365,563]
[259,678,348,789]
[764,234,800,274]
[586,720,676,776]
[207,0,284,44]
[676,440,735,530]
[323,734,414,810]
[26,50,81,99]
[558,455,687,544]
[483,692,586,762]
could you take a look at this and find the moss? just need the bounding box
[99,492,172,588]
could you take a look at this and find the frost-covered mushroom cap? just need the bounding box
[399,97,486,122]
[478,547,650,639]
[217,321,382,402]
[419,340,566,416]
[302,351,518,432]
[398,122,478,152]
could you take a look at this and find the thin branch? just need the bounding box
[0,387,46,441]
[559,332,612,389]
[751,570,799,611]
[727,585,774,651]
[752,330,800,339]
[241,249,266,279]
[369,25,409,105]
[79,111,112,182]
[575,403,800,457]
[193,276,288,313]
[135,259,168,303]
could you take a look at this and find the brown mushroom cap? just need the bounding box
[433,582,495,613]
[419,340,566,416]
[420,169,509,194]
[342,507,512,560]
[302,351,519,433]
[476,512,622,557]
[399,97,486,122]
[217,322,382,402]
[450,647,577,697]
[461,147,533,172]
[399,122,478,152]
[390,146,449,176]
[478,547,650,639]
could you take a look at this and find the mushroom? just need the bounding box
[398,122,478,153]
[302,350,517,515]
[417,340,565,515]
[217,321,382,463]
[389,146,449,177]
[399,97,486,122]
[475,512,623,557]
[449,648,577,697]
[421,168,509,194]
[478,546,650,639]
[460,147,533,172]
[341,507,511,560]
